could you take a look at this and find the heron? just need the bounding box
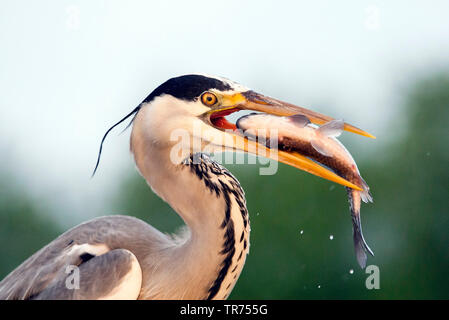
[0,74,373,300]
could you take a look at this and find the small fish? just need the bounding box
[236,113,374,268]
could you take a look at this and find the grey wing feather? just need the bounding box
[0,215,167,300]
[0,242,86,299]
[33,249,141,300]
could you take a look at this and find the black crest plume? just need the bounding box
[92,106,141,177]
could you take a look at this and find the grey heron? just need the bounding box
[0,74,373,300]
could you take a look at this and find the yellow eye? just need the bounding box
[201,92,218,106]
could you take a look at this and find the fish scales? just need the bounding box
[279,136,359,180]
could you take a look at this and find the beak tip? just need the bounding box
[344,125,376,139]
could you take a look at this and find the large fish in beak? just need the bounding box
[235,113,374,268]
[204,90,375,191]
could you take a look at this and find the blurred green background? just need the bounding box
[0,1,448,299]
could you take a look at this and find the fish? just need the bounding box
[236,113,374,268]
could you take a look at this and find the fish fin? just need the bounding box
[311,139,333,157]
[317,119,344,138]
[287,114,311,128]
[359,177,374,203]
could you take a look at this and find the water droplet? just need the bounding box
[329,235,334,240]
[256,212,260,216]
[317,285,321,289]
[300,230,304,235]
[349,269,354,274]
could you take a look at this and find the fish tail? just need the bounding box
[347,189,374,269]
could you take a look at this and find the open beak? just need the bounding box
[205,90,374,191]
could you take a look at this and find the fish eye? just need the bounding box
[201,92,218,106]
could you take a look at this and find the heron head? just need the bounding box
[95,74,373,189]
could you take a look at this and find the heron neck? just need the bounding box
[132,142,250,299]
[133,147,221,231]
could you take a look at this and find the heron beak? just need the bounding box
[226,133,363,191]
[206,91,368,191]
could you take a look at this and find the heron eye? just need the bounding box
[201,92,218,106]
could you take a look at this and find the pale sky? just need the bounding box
[1,1,448,225]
